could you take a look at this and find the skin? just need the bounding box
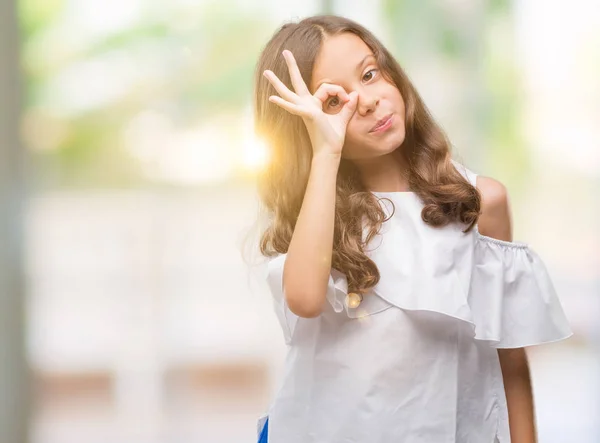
[264,32,537,441]
[309,33,410,192]
[263,32,410,192]
[478,176,537,442]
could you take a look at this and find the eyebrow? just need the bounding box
[314,54,375,91]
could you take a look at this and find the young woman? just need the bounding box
[252,15,571,443]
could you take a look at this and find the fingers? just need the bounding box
[282,50,310,96]
[313,83,349,104]
[262,50,353,121]
[268,95,310,118]
[340,91,359,122]
[263,70,296,102]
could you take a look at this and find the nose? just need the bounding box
[356,91,379,116]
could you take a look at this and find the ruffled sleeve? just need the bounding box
[265,253,349,344]
[470,230,573,348]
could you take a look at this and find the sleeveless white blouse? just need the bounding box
[258,161,572,443]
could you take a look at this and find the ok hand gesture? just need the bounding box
[263,50,358,158]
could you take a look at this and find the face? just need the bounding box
[310,33,406,160]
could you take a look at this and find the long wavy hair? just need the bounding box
[253,15,481,296]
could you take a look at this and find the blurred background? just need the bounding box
[1,0,598,442]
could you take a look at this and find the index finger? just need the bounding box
[282,50,310,96]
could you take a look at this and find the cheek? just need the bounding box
[345,119,358,139]
[343,119,365,147]
[381,82,404,111]
[341,121,362,156]
[394,90,406,113]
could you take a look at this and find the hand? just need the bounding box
[263,50,358,157]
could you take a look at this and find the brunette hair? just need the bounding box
[253,15,481,296]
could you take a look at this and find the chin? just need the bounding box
[343,129,406,159]
[393,134,406,151]
[345,146,396,161]
[382,131,406,153]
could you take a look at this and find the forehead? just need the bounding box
[310,33,374,91]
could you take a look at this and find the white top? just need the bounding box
[258,161,572,443]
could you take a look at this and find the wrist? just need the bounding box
[312,150,342,165]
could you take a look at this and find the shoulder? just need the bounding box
[475,176,512,242]
[476,176,509,213]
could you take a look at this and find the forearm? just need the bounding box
[498,348,537,443]
[284,152,340,317]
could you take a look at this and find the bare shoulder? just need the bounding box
[475,176,513,242]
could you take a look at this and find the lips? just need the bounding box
[370,114,393,132]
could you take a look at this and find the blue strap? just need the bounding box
[258,417,269,443]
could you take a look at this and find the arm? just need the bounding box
[476,176,538,443]
[263,50,358,319]
[283,153,340,318]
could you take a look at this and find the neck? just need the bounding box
[353,149,410,192]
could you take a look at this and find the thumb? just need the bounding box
[341,91,358,122]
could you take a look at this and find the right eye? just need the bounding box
[326,96,341,108]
